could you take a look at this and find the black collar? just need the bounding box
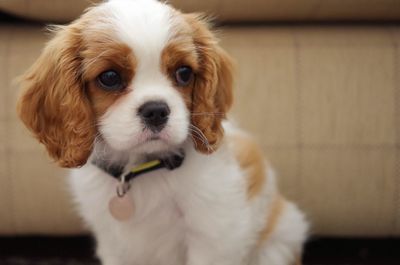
[92,150,185,182]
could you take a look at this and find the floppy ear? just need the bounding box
[185,14,234,154]
[17,24,96,168]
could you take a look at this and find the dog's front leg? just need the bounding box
[97,243,126,265]
[95,233,132,265]
[185,235,250,265]
[181,191,253,265]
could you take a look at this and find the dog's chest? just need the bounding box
[112,191,186,265]
[70,168,187,265]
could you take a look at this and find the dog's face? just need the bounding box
[17,0,233,168]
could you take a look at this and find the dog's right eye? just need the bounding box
[97,70,123,91]
[175,66,193,87]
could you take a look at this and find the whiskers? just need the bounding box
[92,132,109,160]
[190,111,225,117]
[188,111,223,152]
[188,124,214,153]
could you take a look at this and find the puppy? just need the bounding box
[17,0,308,264]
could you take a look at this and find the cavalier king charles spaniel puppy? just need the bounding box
[17,0,308,264]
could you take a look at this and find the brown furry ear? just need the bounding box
[17,24,95,168]
[185,14,234,154]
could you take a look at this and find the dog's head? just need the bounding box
[17,0,233,168]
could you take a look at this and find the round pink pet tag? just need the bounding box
[109,195,134,221]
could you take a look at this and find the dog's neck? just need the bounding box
[89,140,185,180]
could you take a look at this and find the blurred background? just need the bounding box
[0,0,399,264]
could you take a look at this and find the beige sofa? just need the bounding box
[1,0,399,237]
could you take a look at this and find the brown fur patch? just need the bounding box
[257,194,286,247]
[230,134,267,199]
[160,31,199,110]
[17,21,96,168]
[17,7,136,167]
[78,7,136,118]
[82,40,136,118]
[181,14,234,154]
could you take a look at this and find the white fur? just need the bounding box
[68,1,308,265]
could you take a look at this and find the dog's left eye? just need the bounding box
[97,70,123,91]
[175,66,193,87]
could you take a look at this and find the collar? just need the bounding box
[92,150,185,183]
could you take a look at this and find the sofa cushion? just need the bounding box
[0,0,98,23]
[0,0,399,23]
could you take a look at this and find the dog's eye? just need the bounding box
[97,70,123,91]
[175,66,193,87]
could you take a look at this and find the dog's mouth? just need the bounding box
[140,124,176,143]
[129,128,177,153]
[99,120,189,155]
[142,131,167,143]
[148,135,160,141]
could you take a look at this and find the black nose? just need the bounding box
[138,101,170,132]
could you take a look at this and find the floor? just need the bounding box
[0,236,399,265]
